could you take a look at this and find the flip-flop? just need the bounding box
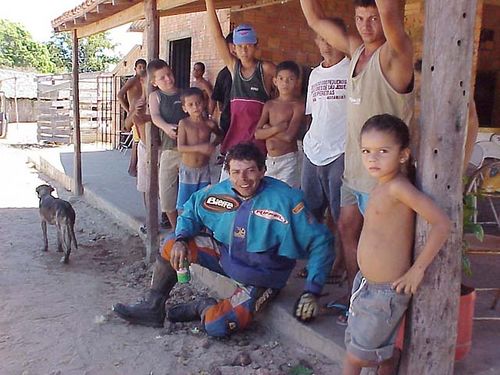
[323,301,348,315]
[336,308,349,326]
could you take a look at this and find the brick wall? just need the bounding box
[230,0,354,68]
[157,9,231,86]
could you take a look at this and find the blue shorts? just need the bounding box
[176,163,210,210]
[300,153,344,221]
[160,235,279,337]
[340,183,370,215]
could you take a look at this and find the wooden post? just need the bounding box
[144,0,160,263]
[72,29,83,196]
[399,1,478,374]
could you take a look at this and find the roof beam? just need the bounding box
[76,1,144,38]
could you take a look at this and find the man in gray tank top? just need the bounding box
[300,0,414,331]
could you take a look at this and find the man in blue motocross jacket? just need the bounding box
[113,143,335,337]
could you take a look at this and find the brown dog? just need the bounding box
[36,184,77,263]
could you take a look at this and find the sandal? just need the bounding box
[336,308,349,326]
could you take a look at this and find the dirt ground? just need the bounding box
[0,143,341,374]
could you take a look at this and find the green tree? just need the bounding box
[45,31,120,73]
[0,19,55,73]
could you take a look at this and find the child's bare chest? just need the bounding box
[269,102,294,125]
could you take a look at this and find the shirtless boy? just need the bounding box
[176,87,221,211]
[205,0,276,163]
[255,61,304,188]
[191,62,215,116]
[118,59,147,178]
[343,114,450,375]
[300,0,415,306]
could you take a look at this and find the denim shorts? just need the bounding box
[345,272,411,363]
[300,154,344,221]
[340,183,369,215]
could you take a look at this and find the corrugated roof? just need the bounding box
[0,69,38,99]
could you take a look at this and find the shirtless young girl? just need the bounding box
[343,114,451,375]
[255,61,304,188]
[176,87,221,211]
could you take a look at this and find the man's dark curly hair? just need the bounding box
[223,143,266,172]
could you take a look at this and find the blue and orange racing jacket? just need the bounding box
[176,176,335,295]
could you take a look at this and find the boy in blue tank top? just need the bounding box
[205,0,276,164]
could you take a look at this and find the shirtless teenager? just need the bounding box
[255,61,304,188]
[300,0,415,309]
[176,87,222,211]
[343,114,450,375]
[118,59,147,177]
[191,62,215,117]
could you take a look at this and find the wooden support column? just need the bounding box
[144,0,160,263]
[399,1,478,374]
[72,29,83,196]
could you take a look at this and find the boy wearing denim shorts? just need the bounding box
[176,87,221,211]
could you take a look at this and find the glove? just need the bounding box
[293,292,319,322]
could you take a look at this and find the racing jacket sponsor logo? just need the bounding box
[234,226,246,239]
[203,195,240,212]
[253,209,289,224]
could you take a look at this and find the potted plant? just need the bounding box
[455,183,484,360]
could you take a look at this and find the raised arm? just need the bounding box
[149,91,178,140]
[300,0,360,56]
[391,180,451,294]
[376,0,414,92]
[205,0,237,74]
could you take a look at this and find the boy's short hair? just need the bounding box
[194,62,205,73]
[353,0,376,7]
[180,87,204,104]
[233,24,257,45]
[147,59,170,77]
[225,32,234,44]
[135,58,147,67]
[276,60,301,78]
[224,143,266,172]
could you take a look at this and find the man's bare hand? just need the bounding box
[170,241,188,271]
[166,125,178,140]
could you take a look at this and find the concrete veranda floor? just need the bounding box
[2,122,499,374]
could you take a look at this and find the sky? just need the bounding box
[2,0,142,58]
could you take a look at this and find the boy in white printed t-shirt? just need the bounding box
[302,20,349,226]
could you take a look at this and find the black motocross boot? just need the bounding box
[113,257,177,327]
[167,297,218,323]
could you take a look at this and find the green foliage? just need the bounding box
[0,19,120,73]
[45,31,120,73]
[462,186,484,277]
[0,19,56,73]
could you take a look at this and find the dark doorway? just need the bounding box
[475,71,496,127]
[169,38,191,89]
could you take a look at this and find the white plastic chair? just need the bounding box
[119,131,133,153]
